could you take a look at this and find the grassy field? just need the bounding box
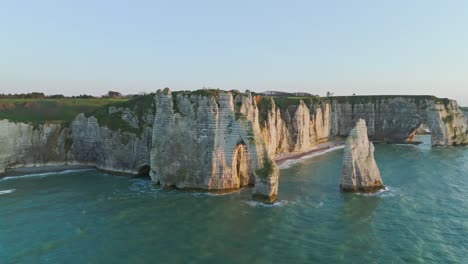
[0,98,127,124]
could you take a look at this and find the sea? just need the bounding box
[1,135,467,263]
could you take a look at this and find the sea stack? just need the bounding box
[341,119,384,192]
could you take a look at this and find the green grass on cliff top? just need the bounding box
[0,98,127,125]
[86,94,154,135]
[329,95,451,106]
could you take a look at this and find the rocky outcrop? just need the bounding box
[341,119,384,192]
[70,114,153,174]
[149,89,278,202]
[330,96,468,146]
[1,91,466,202]
[258,97,331,157]
[0,95,155,176]
[0,120,71,174]
[463,108,468,125]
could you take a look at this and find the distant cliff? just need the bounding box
[329,96,467,146]
[0,120,71,174]
[1,90,467,202]
[462,107,468,125]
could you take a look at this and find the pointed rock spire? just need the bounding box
[341,119,384,192]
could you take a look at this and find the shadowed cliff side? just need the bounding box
[0,120,71,174]
[70,95,155,174]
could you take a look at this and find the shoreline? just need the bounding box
[1,164,140,179]
[274,141,345,169]
[2,165,96,177]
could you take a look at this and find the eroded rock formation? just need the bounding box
[149,88,278,202]
[1,91,467,202]
[70,114,153,174]
[330,96,468,146]
[0,120,71,174]
[341,119,384,192]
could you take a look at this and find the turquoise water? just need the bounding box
[1,136,467,263]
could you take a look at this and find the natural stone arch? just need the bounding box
[406,122,431,142]
[232,143,252,187]
[330,97,467,146]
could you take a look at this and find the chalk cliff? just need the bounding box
[1,91,467,202]
[149,88,278,202]
[330,96,468,146]
[70,114,153,174]
[0,120,71,174]
[257,97,331,157]
[341,119,384,192]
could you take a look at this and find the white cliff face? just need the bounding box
[150,89,279,202]
[313,103,331,143]
[0,120,70,173]
[70,114,153,174]
[341,119,384,192]
[258,98,332,158]
[259,98,292,157]
[1,92,466,203]
[428,100,467,146]
[330,97,468,146]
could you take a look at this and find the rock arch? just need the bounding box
[330,97,468,146]
[232,143,252,187]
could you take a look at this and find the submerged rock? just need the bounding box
[341,119,384,192]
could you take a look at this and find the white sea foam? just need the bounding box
[0,189,16,195]
[204,190,243,196]
[128,180,160,194]
[357,186,400,198]
[315,201,324,208]
[394,144,417,147]
[0,169,93,181]
[245,199,288,208]
[278,145,345,169]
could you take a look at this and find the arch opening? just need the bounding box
[232,144,253,187]
[406,123,432,145]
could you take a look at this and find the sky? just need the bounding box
[1,0,467,105]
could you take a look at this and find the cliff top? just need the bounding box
[0,98,127,125]
[0,89,459,129]
[85,94,155,135]
[329,95,451,106]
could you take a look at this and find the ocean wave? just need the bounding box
[190,189,245,197]
[245,199,289,208]
[0,189,16,195]
[278,145,345,169]
[0,169,94,181]
[357,186,400,198]
[128,180,160,194]
[314,201,324,208]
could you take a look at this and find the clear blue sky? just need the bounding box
[1,0,467,105]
